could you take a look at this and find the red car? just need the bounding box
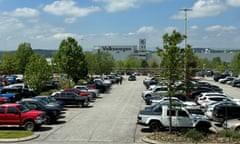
[0,97,10,104]
[0,103,46,131]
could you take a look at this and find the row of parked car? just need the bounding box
[214,74,240,87]
[138,76,240,132]
[0,75,122,131]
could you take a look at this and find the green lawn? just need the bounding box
[0,130,33,139]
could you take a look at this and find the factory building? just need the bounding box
[93,39,149,61]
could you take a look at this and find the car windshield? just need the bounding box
[38,99,48,105]
[17,104,30,112]
[48,96,57,102]
[36,97,50,103]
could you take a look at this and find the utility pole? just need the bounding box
[180,8,192,95]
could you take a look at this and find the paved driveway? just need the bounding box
[17,76,148,144]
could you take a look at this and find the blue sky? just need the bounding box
[0,0,239,51]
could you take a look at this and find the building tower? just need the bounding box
[139,39,146,52]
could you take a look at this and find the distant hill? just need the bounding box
[0,49,57,58]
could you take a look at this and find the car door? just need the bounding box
[5,107,21,125]
[176,110,193,127]
[0,106,6,123]
[165,109,177,127]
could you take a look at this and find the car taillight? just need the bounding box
[80,92,89,96]
[189,92,192,97]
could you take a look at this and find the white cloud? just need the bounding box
[51,32,83,40]
[104,33,117,36]
[226,0,240,7]
[94,0,163,12]
[172,0,226,19]
[163,26,178,33]
[64,17,77,23]
[205,25,237,32]
[0,16,24,32]
[3,7,39,17]
[191,25,199,30]
[43,0,101,17]
[127,32,136,36]
[137,26,155,33]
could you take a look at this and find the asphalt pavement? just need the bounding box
[11,75,149,144]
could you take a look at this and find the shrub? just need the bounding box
[185,129,203,144]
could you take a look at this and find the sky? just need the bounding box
[0,0,240,51]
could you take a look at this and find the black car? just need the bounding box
[212,103,240,123]
[128,75,136,81]
[18,98,62,124]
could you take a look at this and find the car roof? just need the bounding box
[0,103,20,107]
[21,98,38,102]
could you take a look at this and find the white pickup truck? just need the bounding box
[137,105,211,132]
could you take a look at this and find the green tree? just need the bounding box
[85,51,115,75]
[24,54,52,93]
[185,45,198,93]
[141,60,149,68]
[0,52,18,75]
[211,57,228,73]
[15,42,34,74]
[157,30,185,133]
[96,52,115,75]
[230,52,240,75]
[53,37,88,84]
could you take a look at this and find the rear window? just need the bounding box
[209,98,221,101]
[167,109,176,116]
[0,107,5,114]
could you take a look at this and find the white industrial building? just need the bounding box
[93,39,149,61]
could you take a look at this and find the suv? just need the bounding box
[212,104,240,123]
[142,85,168,99]
[18,98,62,124]
[0,103,45,131]
[137,105,211,132]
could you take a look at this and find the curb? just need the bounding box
[142,136,160,144]
[0,133,40,143]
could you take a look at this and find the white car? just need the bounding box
[142,85,168,99]
[196,92,227,104]
[223,118,240,131]
[151,96,197,108]
[197,95,238,108]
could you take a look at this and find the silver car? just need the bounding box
[223,118,240,132]
[74,85,100,98]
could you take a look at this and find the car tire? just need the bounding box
[195,122,211,133]
[149,121,162,132]
[235,126,240,132]
[24,120,35,131]
[82,99,89,107]
[45,115,52,124]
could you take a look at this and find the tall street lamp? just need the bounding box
[180,8,192,94]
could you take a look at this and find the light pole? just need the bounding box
[180,8,192,94]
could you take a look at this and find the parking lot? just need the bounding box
[12,75,240,144]
[15,76,148,144]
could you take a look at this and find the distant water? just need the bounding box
[195,52,235,63]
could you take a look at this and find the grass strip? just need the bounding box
[0,130,33,139]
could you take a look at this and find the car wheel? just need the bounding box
[45,115,52,124]
[149,121,162,132]
[24,120,35,131]
[235,126,240,132]
[82,99,89,107]
[145,94,151,99]
[196,122,211,133]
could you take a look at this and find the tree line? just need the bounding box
[0,31,240,93]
